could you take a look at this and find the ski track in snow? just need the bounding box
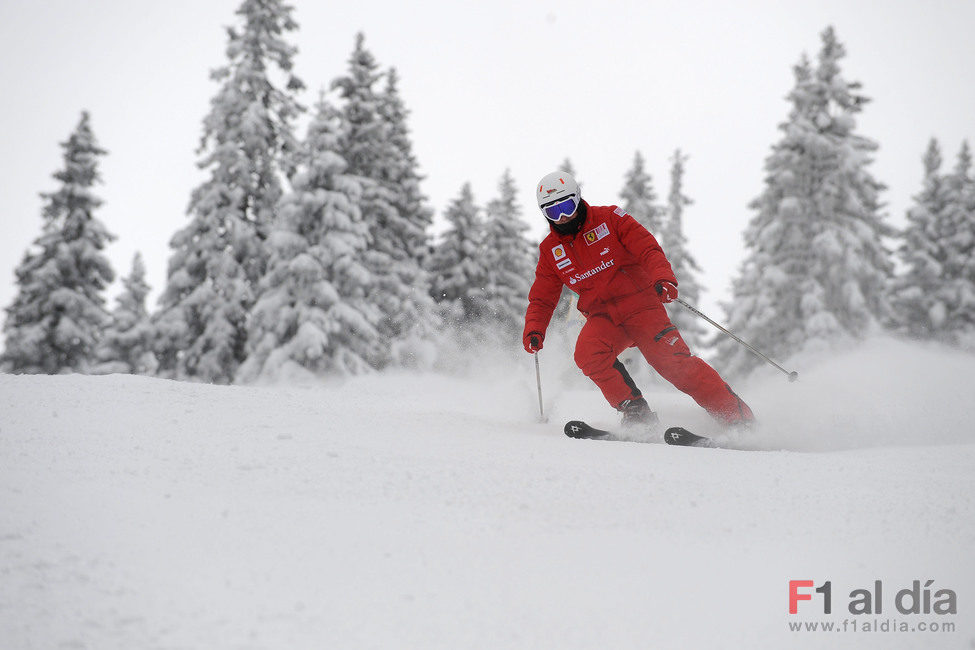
[1,337,973,649]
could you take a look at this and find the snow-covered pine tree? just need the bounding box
[153,0,304,383]
[559,158,577,177]
[716,27,895,378]
[620,151,666,239]
[428,183,488,324]
[380,68,435,268]
[931,142,975,348]
[482,169,535,339]
[332,34,437,368]
[376,66,440,363]
[237,94,380,382]
[662,149,707,349]
[95,253,156,375]
[1,112,116,374]
[890,139,949,340]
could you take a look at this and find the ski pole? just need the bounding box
[674,297,799,382]
[533,351,547,422]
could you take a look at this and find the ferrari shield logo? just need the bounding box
[583,223,610,246]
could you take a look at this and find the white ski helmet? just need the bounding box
[536,171,581,220]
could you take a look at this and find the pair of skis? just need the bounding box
[563,420,717,448]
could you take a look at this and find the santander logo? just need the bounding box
[568,259,615,285]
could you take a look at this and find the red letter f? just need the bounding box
[789,580,814,614]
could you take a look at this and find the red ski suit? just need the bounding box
[523,203,752,425]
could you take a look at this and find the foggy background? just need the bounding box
[3,0,974,318]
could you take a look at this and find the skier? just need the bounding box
[523,170,754,429]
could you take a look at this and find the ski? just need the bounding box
[564,420,614,440]
[564,420,717,448]
[663,426,717,448]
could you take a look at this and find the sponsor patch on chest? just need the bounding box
[583,222,610,246]
[568,259,615,285]
[551,243,573,270]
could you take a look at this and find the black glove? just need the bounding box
[523,331,544,353]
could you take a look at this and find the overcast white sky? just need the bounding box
[2,0,973,322]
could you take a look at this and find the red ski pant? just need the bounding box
[574,308,753,425]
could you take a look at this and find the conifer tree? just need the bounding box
[662,150,707,349]
[95,253,156,374]
[153,0,304,383]
[891,139,949,340]
[931,142,975,347]
[376,66,439,360]
[482,169,535,337]
[428,183,488,324]
[716,27,895,377]
[238,95,379,381]
[332,34,437,368]
[620,151,666,238]
[1,112,116,374]
[380,68,435,268]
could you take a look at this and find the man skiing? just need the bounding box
[523,170,754,429]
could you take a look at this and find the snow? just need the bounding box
[2,338,974,648]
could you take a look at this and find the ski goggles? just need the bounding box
[540,194,579,221]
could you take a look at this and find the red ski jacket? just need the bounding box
[524,203,677,337]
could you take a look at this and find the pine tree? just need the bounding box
[237,95,380,382]
[482,169,535,337]
[380,68,434,268]
[428,183,488,324]
[95,253,156,374]
[1,112,116,374]
[153,0,304,383]
[620,151,666,238]
[891,139,949,340]
[716,27,895,378]
[932,142,975,347]
[376,66,439,362]
[332,34,437,368]
[662,149,707,349]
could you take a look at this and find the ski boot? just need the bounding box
[619,397,659,432]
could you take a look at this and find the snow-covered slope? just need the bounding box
[1,338,973,649]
